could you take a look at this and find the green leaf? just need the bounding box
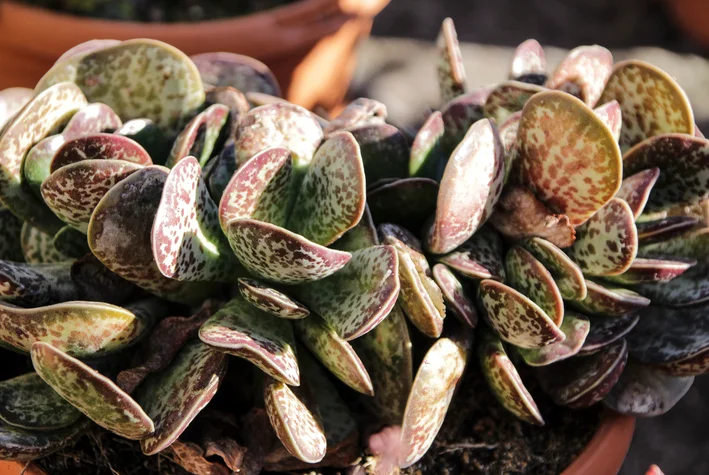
[517,312,590,366]
[546,45,613,106]
[23,135,67,198]
[616,168,660,220]
[238,278,309,319]
[191,52,281,96]
[0,418,87,462]
[0,260,79,307]
[20,223,71,264]
[569,280,650,317]
[50,134,153,173]
[431,263,478,328]
[345,123,409,183]
[52,226,90,259]
[636,216,700,245]
[410,111,446,180]
[484,80,545,124]
[0,207,23,262]
[166,104,230,168]
[367,178,439,232]
[440,88,489,153]
[436,226,506,281]
[579,313,638,356]
[436,18,467,104]
[524,237,587,300]
[331,205,378,252]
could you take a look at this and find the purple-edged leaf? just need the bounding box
[264,378,326,464]
[484,81,545,125]
[23,135,66,198]
[138,340,227,455]
[331,205,378,252]
[603,362,693,417]
[345,123,409,183]
[233,103,323,171]
[352,305,412,426]
[605,257,695,285]
[52,226,89,259]
[517,312,590,366]
[616,168,660,220]
[51,133,152,173]
[410,111,446,180]
[479,329,544,425]
[152,157,236,282]
[0,207,23,262]
[31,342,154,440]
[42,159,143,233]
[436,18,467,104]
[627,305,709,377]
[238,278,309,319]
[400,332,471,468]
[0,373,82,431]
[88,166,215,305]
[204,141,237,200]
[593,100,622,142]
[516,91,622,227]
[380,224,445,338]
[295,245,400,341]
[0,87,33,132]
[205,86,250,136]
[440,88,490,152]
[546,45,613,106]
[600,60,694,150]
[569,280,650,317]
[20,223,70,264]
[510,39,546,83]
[479,279,564,349]
[199,296,299,385]
[0,418,87,462]
[0,261,78,307]
[436,226,505,281]
[623,134,709,212]
[191,52,281,96]
[505,246,564,326]
[432,263,478,328]
[427,119,505,254]
[225,219,351,285]
[115,119,171,165]
[537,339,628,408]
[219,147,294,231]
[636,216,700,245]
[294,315,373,395]
[62,102,122,140]
[579,313,639,356]
[325,98,386,134]
[488,186,576,249]
[0,83,87,234]
[368,178,438,231]
[568,198,638,276]
[525,237,587,300]
[166,104,229,168]
[288,132,366,246]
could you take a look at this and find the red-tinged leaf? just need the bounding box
[509,39,546,83]
[238,278,309,319]
[331,205,378,252]
[579,313,639,356]
[410,111,446,180]
[324,98,386,134]
[432,263,478,328]
[205,86,250,136]
[517,312,590,366]
[440,88,490,153]
[170,440,231,475]
[191,52,281,97]
[616,168,660,220]
[636,216,700,245]
[62,102,122,140]
[368,178,439,231]
[525,237,587,300]
[0,87,33,132]
[166,104,230,167]
[436,226,506,281]
[546,45,613,106]
[436,17,467,104]
[593,100,622,142]
[51,133,152,173]
[569,280,650,317]
[605,257,695,284]
[484,80,545,125]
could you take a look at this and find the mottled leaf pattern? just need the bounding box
[61,102,122,139]
[616,168,660,220]
[0,261,78,307]
[410,111,446,180]
[432,264,478,328]
[0,87,33,132]
[524,237,587,300]
[20,223,70,264]
[509,39,546,82]
[346,123,409,183]
[238,278,309,319]
[436,18,467,104]
[569,280,650,317]
[593,100,622,143]
[436,226,506,281]
[331,205,378,252]
[579,313,639,355]
[546,45,613,106]
[0,418,87,462]
[484,81,545,125]
[51,133,152,173]
[191,52,281,96]
[517,312,590,366]
[166,104,229,167]
[440,88,489,152]
[367,178,439,231]
[325,98,386,134]
[604,257,694,285]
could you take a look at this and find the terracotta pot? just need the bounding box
[0,0,390,111]
[665,0,709,49]
[0,411,635,474]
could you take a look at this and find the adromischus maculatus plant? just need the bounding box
[0,16,707,475]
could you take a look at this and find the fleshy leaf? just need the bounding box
[579,313,639,355]
[225,219,351,285]
[0,87,33,131]
[489,186,575,249]
[505,246,564,326]
[51,133,153,173]
[0,82,87,234]
[499,111,522,180]
[331,205,378,252]
[525,237,587,300]
[166,104,230,168]
[616,168,660,220]
[537,339,628,408]
[115,119,171,165]
[436,17,467,104]
[479,329,544,425]
[52,226,90,258]
[205,86,250,136]
[0,261,78,307]
[436,226,505,281]
[238,278,309,319]
[88,166,215,305]
[138,341,227,455]
[636,216,700,245]
[516,90,622,227]
[367,178,439,231]
[546,45,613,106]
[484,81,545,125]
[22,137,66,198]
[623,134,709,212]
[264,378,326,464]
[603,363,694,417]
[152,157,236,282]
[427,118,505,254]
[0,208,23,262]
[410,111,446,180]
[61,102,122,139]
[37,39,205,133]
[324,98,386,134]
[191,52,281,96]
[70,254,137,306]
[199,296,299,385]
[569,280,650,317]
[431,264,478,328]
[399,332,471,468]
[295,245,400,340]
[54,39,121,63]
[509,39,546,83]
[0,418,87,462]
[31,342,154,440]
[294,315,373,395]
[604,257,695,285]
[205,142,238,201]
[0,373,82,431]
[352,305,412,426]
[517,312,590,366]
[233,103,323,171]
[20,223,70,264]
[568,198,638,276]
[345,123,408,183]
[440,88,489,153]
[170,440,231,475]
[593,100,622,143]
[479,279,564,349]
[42,159,143,233]
[287,132,366,246]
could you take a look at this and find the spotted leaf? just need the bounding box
[479,329,544,425]
[579,313,639,356]
[436,17,467,104]
[51,134,152,173]
[616,168,660,220]
[344,123,408,183]
[0,261,78,307]
[436,226,505,281]
[31,342,154,440]
[509,39,546,83]
[432,264,478,328]
[138,340,227,455]
[517,312,590,366]
[516,91,622,227]
[367,178,439,231]
[0,87,33,132]
[166,104,230,168]
[484,80,545,125]
[61,102,122,140]
[568,198,638,276]
[331,205,378,252]
[205,86,250,135]
[427,119,505,254]
[238,278,309,319]
[410,111,446,180]
[440,88,489,153]
[636,216,700,245]
[325,98,386,133]
[0,418,87,462]
[295,245,400,340]
[70,254,138,306]
[20,223,70,264]
[604,257,695,285]
[546,45,613,106]
[191,52,281,96]
[479,279,564,349]
[524,237,587,300]
[0,207,23,262]
[52,226,90,259]
[569,280,650,317]
[54,39,121,63]
[199,296,299,385]
[499,111,522,180]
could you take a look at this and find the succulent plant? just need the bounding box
[0,17,707,475]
